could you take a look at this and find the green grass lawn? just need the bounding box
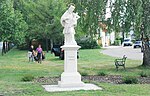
[0,48,150,96]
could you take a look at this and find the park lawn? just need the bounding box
[0,48,150,96]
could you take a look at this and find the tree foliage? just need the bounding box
[13,0,67,50]
[0,0,28,46]
[1,0,150,65]
[110,0,150,66]
[141,0,150,66]
[69,0,108,38]
[0,0,15,42]
[13,10,28,46]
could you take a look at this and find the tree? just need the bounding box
[14,0,66,51]
[141,0,150,66]
[69,0,108,39]
[0,0,14,42]
[110,0,150,66]
[122,0,150,66]
[13,10,28,46]
[0,0,28,46]
[110,0,132,40]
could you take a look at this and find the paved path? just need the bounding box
[101,46,143,60]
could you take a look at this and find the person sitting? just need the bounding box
[28,45,35,62]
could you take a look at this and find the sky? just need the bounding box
[105,0,115,20]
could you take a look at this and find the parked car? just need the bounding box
[122,38,133,46]
[133,41,142,48]
[59,49,79,60]
[51,45,79,60]
[51,45,61,56]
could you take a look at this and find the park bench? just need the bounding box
[115,55,127,70]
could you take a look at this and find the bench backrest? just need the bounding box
[122,55,127,62]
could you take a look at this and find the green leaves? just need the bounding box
[0,0,14,41]
[0,0,28,46]
[70,0,108,38]
[0,0,67,47]
[18,0,66,43]
[14,10,28,46]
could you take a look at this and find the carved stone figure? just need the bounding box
[61,5,80,45]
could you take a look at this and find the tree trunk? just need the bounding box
[45,37,49,53]
[50,39,53,52]
[6,41,8,53]
[141,0,150,67]
[142,42,150,66]
[2,42,5,56]
[122,31,124,41]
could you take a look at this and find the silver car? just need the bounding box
[133,41,142,48]
[122,38,133,46]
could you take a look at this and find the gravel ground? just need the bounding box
[34,75,150,84]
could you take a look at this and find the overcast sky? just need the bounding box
[105,0,115,20]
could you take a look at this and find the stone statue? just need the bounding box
[61,5,80,45]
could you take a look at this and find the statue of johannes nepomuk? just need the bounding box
[61,5,80,45]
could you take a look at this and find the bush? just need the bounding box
[17,43,28,50]
[114,40,121,46]
[21,74,35,82]
[78,38,100,49]
[131,39,136,43]
[80,72,88,76]
[97,71,107,76]
[122,76,138,84]
[140,71,148,77]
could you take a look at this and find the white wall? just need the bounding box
[110,32,115,44]
[101,31,106,47]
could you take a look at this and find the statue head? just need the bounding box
[68,5,75,13]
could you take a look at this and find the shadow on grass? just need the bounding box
[123,65,150,71]
[49,58,62,61]
[137,65,150,69]
[80,64,147,72]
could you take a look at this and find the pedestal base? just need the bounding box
[43,83,102,92]
[59,45,84,87]
[58,72,84,87]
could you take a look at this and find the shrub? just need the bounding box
[97,71,107,76]
[122,76,138,84]
[77,38,100,49]
[21,74,35,82]
[38,76,45,78]
[80,72,88,76]
[131,40,136,43]
[140,72,148,77]
[17,43,28,50]
[114,40,121,46]
[83,80,90,83]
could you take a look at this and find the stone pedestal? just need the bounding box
[58,45,84,87]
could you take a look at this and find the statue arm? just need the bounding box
[73,13,80,19]
[61,15,70,27]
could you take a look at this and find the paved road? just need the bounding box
[101,46,143,60]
